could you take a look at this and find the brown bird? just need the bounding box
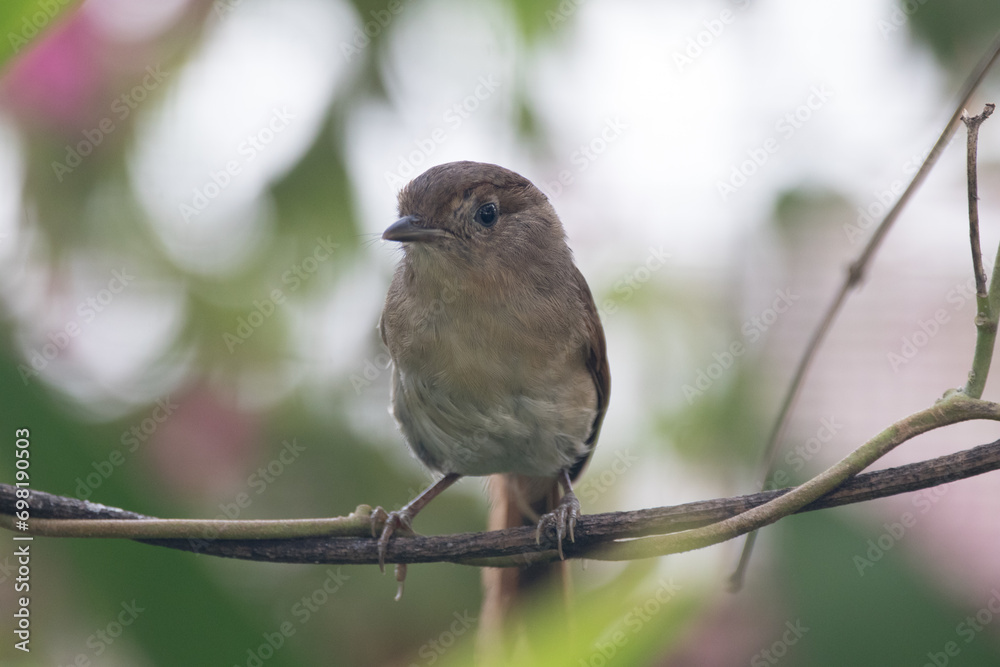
[376,161,610,617]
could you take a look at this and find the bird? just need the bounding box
[375,161,610,611]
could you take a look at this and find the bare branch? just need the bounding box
[733,31,1000,589]
[962,103,998,398]
[962,104,995,299]
[3,435,1000,568]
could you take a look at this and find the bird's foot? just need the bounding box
[368,474,462,599]
[535,490,580,560]
[370,506,415,574]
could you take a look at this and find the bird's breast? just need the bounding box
[385,287,597,477]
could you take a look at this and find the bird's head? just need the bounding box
[383,161,570,278]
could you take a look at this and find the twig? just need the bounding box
[589,393,1000,562]
[3,399,999,567]
[962,104,997,399]
[0,508,377,539]
[963,105,994,299]
[731,31,1000,590]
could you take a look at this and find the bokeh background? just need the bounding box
[3,0,1000,665]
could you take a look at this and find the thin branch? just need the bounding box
[3,422,1000,568]
[962,103,997,399]
[963,105,994,299]
[732,31,1000,589]
[0,509,377,539]
[587,393,1000,562]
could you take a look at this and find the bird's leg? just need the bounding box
[371,473,461,574]
[535,469,581,560]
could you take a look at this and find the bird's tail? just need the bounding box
[478,474,571,660]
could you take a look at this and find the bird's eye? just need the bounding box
[474,202,498,227]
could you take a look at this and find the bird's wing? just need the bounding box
[568,264,610,481]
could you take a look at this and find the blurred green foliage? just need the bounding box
[0,1,79,69]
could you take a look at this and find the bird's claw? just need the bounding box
[371,507,414,574]
[394,563,407,602]
[370,506,388,538]
[535,490,580,560]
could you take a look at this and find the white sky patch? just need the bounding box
[83,0,191,43]
[129,0,353,275]
[0,117,23,271]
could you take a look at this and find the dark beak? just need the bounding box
[382,215,447,243]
